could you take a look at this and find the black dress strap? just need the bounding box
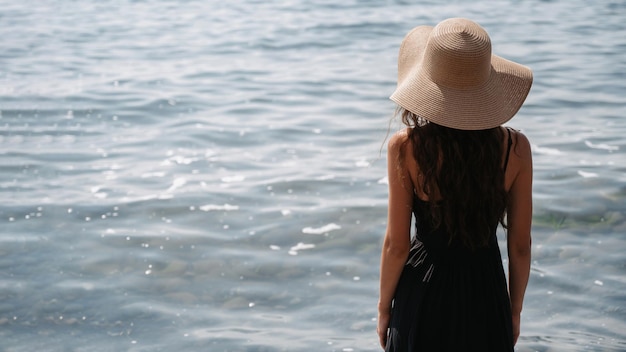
[503,128,513,172]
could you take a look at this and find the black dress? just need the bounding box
[385,131,515,351]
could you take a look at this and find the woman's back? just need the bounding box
[401,126,524,199]
[383,127,530,351]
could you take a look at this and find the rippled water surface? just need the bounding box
[1,0,625,351]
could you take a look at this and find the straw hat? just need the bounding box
[390,18,533,130]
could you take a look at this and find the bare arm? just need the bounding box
[506,131,533,345]
[377,131,413,349]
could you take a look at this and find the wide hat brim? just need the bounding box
[390,19,533,130]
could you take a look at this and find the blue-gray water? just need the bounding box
[1,0,625,351]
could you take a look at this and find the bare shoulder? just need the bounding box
[387,128,411,154]
[504,128,532,191]
[506,128,532,162]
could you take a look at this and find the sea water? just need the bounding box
[0,0,624,351]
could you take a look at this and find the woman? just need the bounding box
[377,18,533,351]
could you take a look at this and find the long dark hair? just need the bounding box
[398,108,508,249]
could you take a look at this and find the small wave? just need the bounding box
[584,140,619,151]
[302,223,341,235]
[577,170,599,178]
[288,242,316,255]
[199,204,239,211]
[166,177,187,193]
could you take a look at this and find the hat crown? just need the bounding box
[390,17,533,130]
[423,18,492,89]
